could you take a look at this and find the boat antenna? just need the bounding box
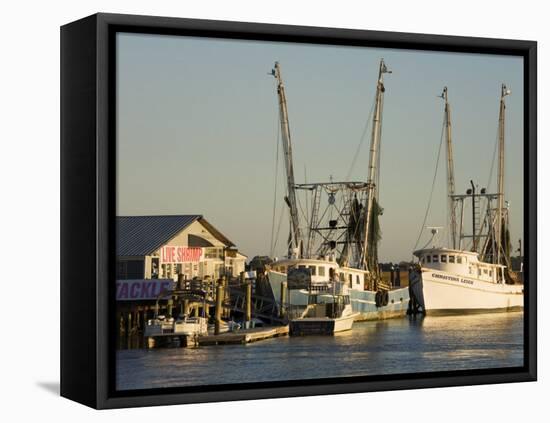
[423,226,443,249]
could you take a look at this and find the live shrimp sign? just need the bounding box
[160,246,203,264]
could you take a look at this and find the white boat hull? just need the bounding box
[420,268,523,314]
[290,312,358,335]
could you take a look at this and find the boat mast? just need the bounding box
[362,59,391,270]
[441,87,457,249]
[271,62,302,257]
[496,84,510,265]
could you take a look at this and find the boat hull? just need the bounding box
[290,313,357,336]
[267,271,409,321]
[419,268,524,314]
[350,288,409,321]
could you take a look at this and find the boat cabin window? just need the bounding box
[457,256,463,264]
[426,255,432,263]
[309,265,316,276]
[356,275,361,285]
[433,255,439,263]
[483,269,488,275]
[449,255,455,263]
[441,255,447,263]
[339,272,345,282]
[489,270,493,277]
[349,274,353,285]
[318,266,326,277]
[478,268,482,276]
[299,265,306,270]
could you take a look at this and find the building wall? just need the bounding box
[151,220,229,281]
[117,256,145,279]
[163,220,226,248]
[225,253,247,277]
[117,219,244,281]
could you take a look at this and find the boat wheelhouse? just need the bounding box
[415,248,506,285]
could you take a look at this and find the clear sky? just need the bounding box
[116,32,524,262]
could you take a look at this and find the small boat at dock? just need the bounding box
[145,314,208,337]
[290,281,358,335]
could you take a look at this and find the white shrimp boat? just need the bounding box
[267,60,409,322]
[409,86,524,314]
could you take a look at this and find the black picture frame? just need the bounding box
[60,12,537,409]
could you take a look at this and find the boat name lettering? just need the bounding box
[431,273,475,285]
[431,273,460,282]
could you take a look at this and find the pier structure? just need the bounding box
[118,270,289,349]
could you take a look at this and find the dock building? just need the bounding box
[116,215,246,282]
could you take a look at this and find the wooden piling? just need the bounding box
[127,312,132,334]
[279,281,287,318]
[119,313,125,336]
[222,276,230,319]
[245,282,252,324]
[396,267,401,287]
[215,280,224,335]
[167,299,173,317]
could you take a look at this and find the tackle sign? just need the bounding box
[116,279,175,301]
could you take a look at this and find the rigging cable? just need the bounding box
[272,202,286,257]
[269,113,281,257]
[412,114,447,254]
[345,96,376,181]
[476,119,500,254]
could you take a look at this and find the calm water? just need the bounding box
[116,312,523,391]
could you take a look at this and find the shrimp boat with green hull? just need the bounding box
[266,60,409,323]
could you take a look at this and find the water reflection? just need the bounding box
[116,312,523,391]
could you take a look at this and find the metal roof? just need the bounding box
[116,215,235,257]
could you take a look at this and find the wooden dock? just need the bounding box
[198,325,289,346]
